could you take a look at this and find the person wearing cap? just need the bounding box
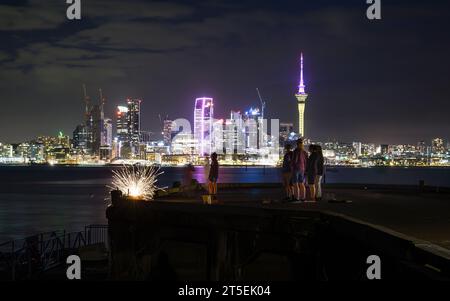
[291,138,308,202]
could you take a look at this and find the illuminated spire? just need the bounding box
[298,53,306,94]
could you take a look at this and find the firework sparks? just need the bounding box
[109,165,164,201]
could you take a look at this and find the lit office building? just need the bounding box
[417,141,427,155]
[222,111,245,155]
[243,107,263,154]
[0,143,13,158]
[279,122,294,146]
[432,138,445,155]
[90,104,104,155]
[212,119,224,154]
[100,118,113,160]
[353,142,362,157]
[73,124,89,152]
[103,118,113,147]
[163,118,173,146]
[116,106,129,142]
[194,97,213,156]
[171,132,197,155]
[127,98,142,153]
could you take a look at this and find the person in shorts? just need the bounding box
[291,138,308,202]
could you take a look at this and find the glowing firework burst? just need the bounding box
[109,165,164,201]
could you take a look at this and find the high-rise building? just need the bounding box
[243,107,263,153]
[431,138,445,155]
[116,105,129,142]
[353,142,362,157]
[90,104,103,155]
[163,118,173,146]
[194,97,214,156]
[72,124,89,152]
[380,144,389,156]
[0,143,13,158]
[104,118,113,147]
[127,98,141,153]
[81,84,93,154]
[100,118,113,160]
[224,111,245,155]
[85,89,107,156]
[417,141,427,155]
[295,53,308,138]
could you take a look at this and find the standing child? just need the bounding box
[306,145,318,201]
[315,145,325,201]
[281,144,294,201]
[208,152,219,198]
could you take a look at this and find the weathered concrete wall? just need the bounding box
[106,194,449,281]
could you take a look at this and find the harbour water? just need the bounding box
[0,165,449,242]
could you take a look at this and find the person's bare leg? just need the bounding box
[293,183,299,200]
[213,182,217,195]
[208,181,213,194]
[315,176,322,199]
[309,185,316,201]
[299,183,306,200]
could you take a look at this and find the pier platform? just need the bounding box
[106,183,450,280]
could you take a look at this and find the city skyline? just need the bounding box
[1,0,450,144]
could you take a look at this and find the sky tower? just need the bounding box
[295,53,308,138]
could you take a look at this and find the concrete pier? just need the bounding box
[106,184,450,280]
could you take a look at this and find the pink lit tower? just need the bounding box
[295,53,308,138]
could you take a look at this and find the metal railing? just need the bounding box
[0,224,108,280]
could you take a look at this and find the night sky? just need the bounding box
[0,0,449,145]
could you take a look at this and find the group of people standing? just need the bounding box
[282,138,324,202]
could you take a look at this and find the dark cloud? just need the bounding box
[0,0,449,144]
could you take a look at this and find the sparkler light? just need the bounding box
[109,165,164,201]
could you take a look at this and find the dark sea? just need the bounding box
[0,165,449,242]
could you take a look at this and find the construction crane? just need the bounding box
[256,88,266,120]
[82,84,91,122]
[99,88,106,106]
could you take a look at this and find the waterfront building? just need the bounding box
[353,142,362,157]
[171,131,197,155]
[417,141,427,156]
[380,144,389,156]
[432,138,445,156]
[0,143,13,158]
